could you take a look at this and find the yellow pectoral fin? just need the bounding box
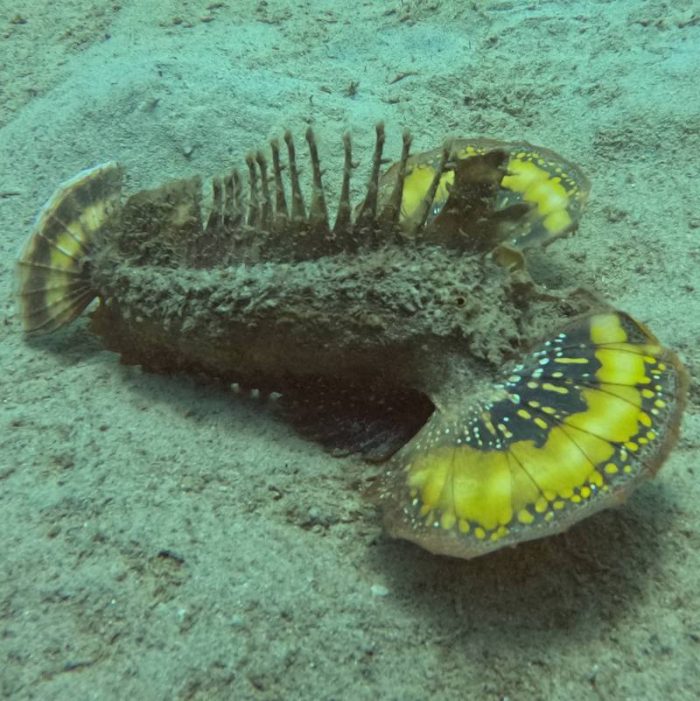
[382,310,687,560]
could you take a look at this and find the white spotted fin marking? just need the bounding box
[380,311,688,559]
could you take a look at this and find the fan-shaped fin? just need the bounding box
[16,162,123,334]
[380,311,688,559]
[377,138,590,251]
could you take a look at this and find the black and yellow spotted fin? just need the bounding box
[16,162,123,334]
[380,311,688,559]
[377,138,590,251]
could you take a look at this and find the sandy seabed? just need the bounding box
[1,1,699,699]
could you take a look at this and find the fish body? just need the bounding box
[16,124,687,559]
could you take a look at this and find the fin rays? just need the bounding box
[16,162,123,334]
[200,122,470,261]
[381,311,688,559]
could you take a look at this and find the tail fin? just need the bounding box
[16,162,123,334]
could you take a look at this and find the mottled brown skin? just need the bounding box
[19,126,596,405]
[76,130,601,463]
[88,192,597,400]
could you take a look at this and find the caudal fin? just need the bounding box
[16,162,123,334]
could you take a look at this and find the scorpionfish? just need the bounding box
[16,124,688,559]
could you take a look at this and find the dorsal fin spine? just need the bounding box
[354,122,386,234]
[284,130,306,223]
[379,128,412,229]
[270,138,289,229]
[305,127,330,237]
[256,151,272,230]
[410,142,449,235]
[245,154,259,227]
[332,132,353,240]
[206,176,223,232]
[223,171,240,229]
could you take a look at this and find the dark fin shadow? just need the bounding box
[274,376,435,462]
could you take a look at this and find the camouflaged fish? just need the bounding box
[16,124,688,559]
